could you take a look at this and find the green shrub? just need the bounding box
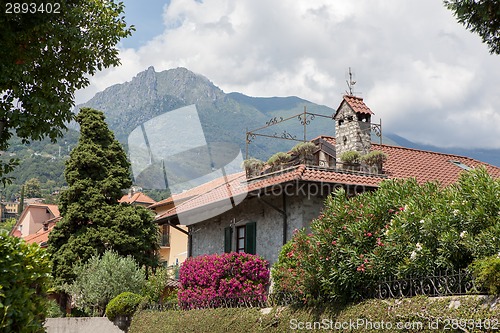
[361,150,387,166]
[267,152,291,171]
[291,142,316,164]
[0,231,51,332]
[339,151,361,164]
[46,299,65,318]
[242,158,265,177]
[142,266,177,304]
[65,250,146,316]
[471,255,500,295]
[105,292,144,321]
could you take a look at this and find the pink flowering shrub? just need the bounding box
[178,252,269,309]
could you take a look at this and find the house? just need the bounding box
[0,201,19,221]
[151,96,500,263]
[152,95,500,265]
[119,188,156,207]
[10,204,61,239]
[22,217,60,248]
[148,197,189,267]
[119,188,188,266]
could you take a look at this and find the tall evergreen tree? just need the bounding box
[48,108,159,283]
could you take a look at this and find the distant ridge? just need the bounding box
[76,66,499,167]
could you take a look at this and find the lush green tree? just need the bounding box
[0,231,51,332]
[0,218,17,233]
[48,108,159,283]
[65,250,146,316]
[444,0,500,54]
[24,177,41,198]
[0,0,133,184]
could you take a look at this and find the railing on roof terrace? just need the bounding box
[244,162,387,184]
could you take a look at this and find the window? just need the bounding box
[160,224,170,247]
[236,226,245,253]
[224,222,256,254]
[450,160,472,171]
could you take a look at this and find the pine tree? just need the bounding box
[48,108,159,283]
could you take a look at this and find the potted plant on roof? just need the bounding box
[267,152,291,172]
[340,151,361,171]
[361,150,387,174]
[291,142,316,165]
[242,158,265,178]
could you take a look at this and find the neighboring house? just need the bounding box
[119,189,187,265]
[22,217,60,248]
[119,188,157,207]
[153,95,500,265]
[149,197,189,266]
[10,204,60,240]
[0,201,19,221]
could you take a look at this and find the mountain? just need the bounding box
[78,66,342,160]
[3,67,498,201]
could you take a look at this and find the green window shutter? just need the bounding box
[224,226,233,253]
[245,222,256,255]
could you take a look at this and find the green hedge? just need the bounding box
[129,295,499,333]
[106,292,144,321]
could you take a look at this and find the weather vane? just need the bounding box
[346,67,357,96]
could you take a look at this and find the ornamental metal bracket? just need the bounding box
[245,106,334,159]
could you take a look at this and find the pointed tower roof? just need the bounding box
[334,95,374,118]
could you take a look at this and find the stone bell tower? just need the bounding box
[333,95,374,164]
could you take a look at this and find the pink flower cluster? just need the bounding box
[178,252,270,309]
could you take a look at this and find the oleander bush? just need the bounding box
[0,231,51,333]
[106,292,144,321]
[272,167,500,304]
[470,255,500,295]
[178,252,269,309]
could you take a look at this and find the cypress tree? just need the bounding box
[48,108,159,283]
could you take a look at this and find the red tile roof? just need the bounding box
[154,136,500,224]
[23,218,60,247]
[321,136,500,186]
[119,192,156,205]
[340,95,374,115]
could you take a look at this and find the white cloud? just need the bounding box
[75,0,500,149]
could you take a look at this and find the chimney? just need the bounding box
[334,95,374,164]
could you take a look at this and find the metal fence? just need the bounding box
[143,292,302,311]
[367,269,484,299]
[143,270,485,311]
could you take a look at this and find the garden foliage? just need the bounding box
[0,231,51,332]
[273,167,500,303]
[178,252,269,309]
[64,250,146,316]
[105,292,144,321]
[142,266,178,304]
[471,254,500,295]
[48,108,159,284]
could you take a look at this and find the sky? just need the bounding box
[74,0,500,149]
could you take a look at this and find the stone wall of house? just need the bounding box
[191,191,326,265]
[335,103,371,162]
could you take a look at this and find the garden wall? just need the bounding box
[45,317,123,333]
